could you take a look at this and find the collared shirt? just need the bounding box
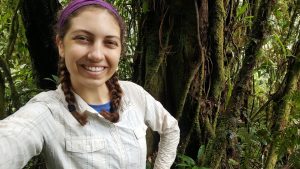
[0,81,180,169]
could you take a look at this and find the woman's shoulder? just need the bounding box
[119,80,144,91]
[119,80,140,87]
[28,89,62,105]
[119,80,148,99]
[8,91,58,121]
[118,80,158,106]
[17,89,65,117]
[23,88,66,113]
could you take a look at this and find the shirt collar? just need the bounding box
[56,84,131,120]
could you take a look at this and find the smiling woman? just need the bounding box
[0,0,180,169]
[57,7,122,106]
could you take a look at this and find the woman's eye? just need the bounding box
[74,35,89,42]
[105,40,119,48]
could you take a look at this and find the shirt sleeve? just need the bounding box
[0,102,48,169]
[141,89,180,169]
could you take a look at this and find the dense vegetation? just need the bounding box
[0,0,299,168]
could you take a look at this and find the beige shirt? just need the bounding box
[0,81,180,169]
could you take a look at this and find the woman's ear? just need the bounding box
[56,35,65,57]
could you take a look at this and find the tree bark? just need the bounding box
[204,0,276,168]
[208,0,225,100]
[133,0,209,163]
[20,0,61,90]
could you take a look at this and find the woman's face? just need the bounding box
[57,7,121,91]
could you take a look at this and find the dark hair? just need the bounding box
[56,5,125,125]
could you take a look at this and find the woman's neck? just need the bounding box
[72,84,111,105]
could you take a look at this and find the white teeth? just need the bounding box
[84,66,105,72]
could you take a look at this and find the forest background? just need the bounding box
[0,0,300,168]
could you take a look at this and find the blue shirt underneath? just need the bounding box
[89,102,111,112]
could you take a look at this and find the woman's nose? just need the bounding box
[88,43,105,61]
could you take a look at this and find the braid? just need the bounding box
[101,73,123,123]
[58,57,88,126]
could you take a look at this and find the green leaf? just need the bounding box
[237,3,249,19]
[228,158,239,166]
[142,0,149,13]
[176,163,191,167]
[197,145,206,161]
[52,75,59,84]
[178,154,196,166]
[44,75,59,85]
[273,33,287,56]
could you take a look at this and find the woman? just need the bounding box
[0,0,180,169]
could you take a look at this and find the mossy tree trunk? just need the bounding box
[133,0,277,168]
[265,40,300,169]
[132,0,209,163]
[207,0,225,100]
[204,0,276,168]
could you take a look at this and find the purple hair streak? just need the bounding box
[58,0,122,30]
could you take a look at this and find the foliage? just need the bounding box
[176,145,210,169]
[110,0,139,80]
[0,0,38,115]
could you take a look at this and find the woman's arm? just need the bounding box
[142,90,180,169]
[0,102,48,169]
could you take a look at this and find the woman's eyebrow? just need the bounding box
[106,35,121,40]
[70,29,93,36]
[70,30,120,39]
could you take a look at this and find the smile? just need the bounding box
[83,66,105,72]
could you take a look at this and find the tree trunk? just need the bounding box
[204,0,276,168]
[0,57,21,111]
[265,40,300,169]
[133,0,209,163]
[208,0,225,100]
[20,0,61,90]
